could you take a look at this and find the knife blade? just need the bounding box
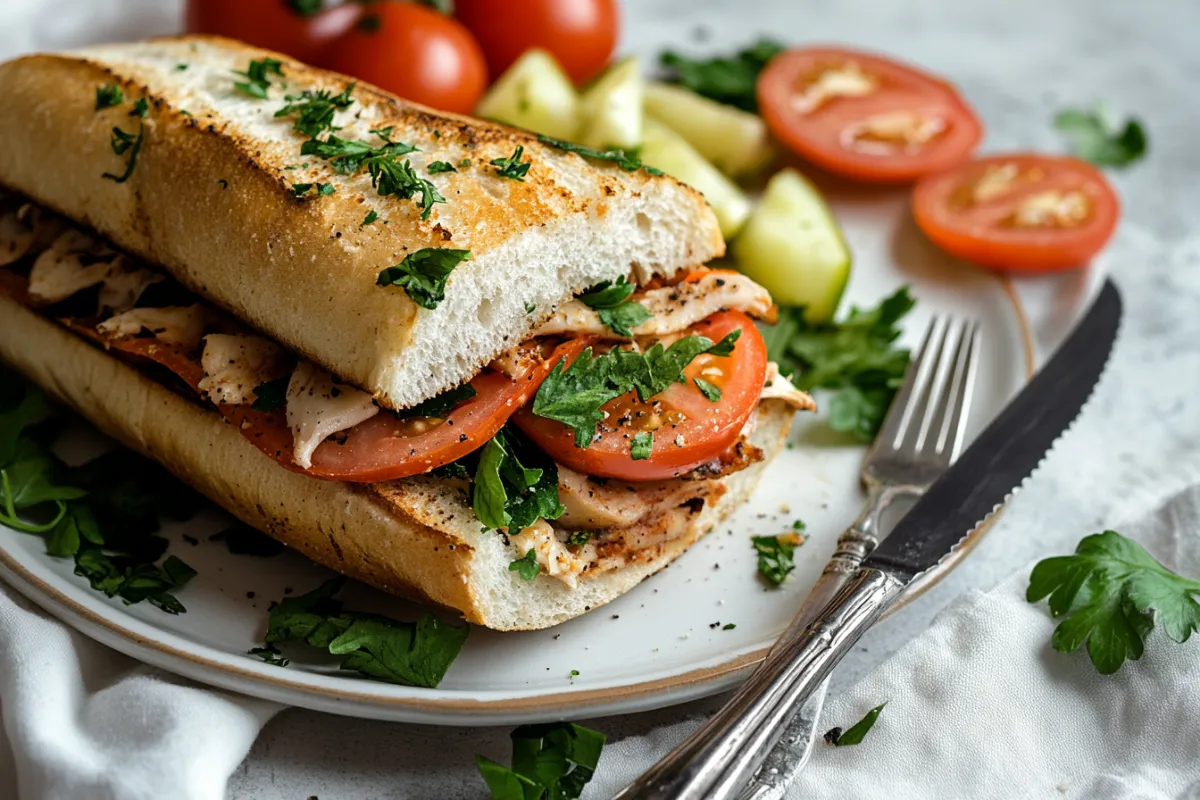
[614,278,1123,800]
[866,278,1122,580]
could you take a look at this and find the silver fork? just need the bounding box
[734,315,981,800]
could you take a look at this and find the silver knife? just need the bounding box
[613,279,1122,800]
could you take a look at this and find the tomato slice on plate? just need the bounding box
[912,153,1120,272]
[757,47,982,182]
[514,312,768,481]
[104,337,581,483]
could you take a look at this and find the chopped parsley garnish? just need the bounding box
[262,577,469,687]
[301,132,444,218]
[302,133,413,174]
[102,124,145,183]
[291,182,335,197]
[459,158,472,168]
[175,63,189,71]
[532,331,741,448]
[694,377,722,402]
[537,135,663,175]
[491,145,532,181]
[180,110,193,117]
[362,209,379,226]
[370,125,395,139]
[274,85,355,137]
[722,623,736,630]
[577,276,651,337]
[233,57,284,99]
[509,549,540,581]
[218,179,229,189]
[569,669,580,677]
[377,248,471,310]
[630,431,653,460]
[471,427,565,532]
[566,530,593,547]
[792,519,807,530]
[397,383,476,419]
[248,645,289,667]
[209,522,285,557]
[427,160,457,174]
[524,301,537,315]
[827,703,887,746]
[94,82,124,110]
[659,39,785,112]
[0,368,201,613]
[1054,104,1148,169]
[285,0,322,15]
[476,722,605,800]
[764,287,914,441]
[1028,530,1200,674]
[250,377,290,412]
[752,533,803,586]
[130,98,150,118]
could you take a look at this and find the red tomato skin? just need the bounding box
[514,312,769,482]
[454,0,619,85]
[912,153,1120,273]
[320,3,488,115]
[185,0,362,64]
[757,47,983,183]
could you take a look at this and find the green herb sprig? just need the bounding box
[752,533,802,586]
[233,57,284,99]
[491,146,532,181]
[476,722,606,800]
[1028,530,1200,674]
[536,135,663,175]
[471,427,565,532]
[577,276,652,337]
[275,85,355,137]
[377,248,471,310]
[826,703,886,746]
[1054,105,1148,169]
[659,39,785,112]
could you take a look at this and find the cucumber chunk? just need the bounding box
[733,168,851,323]
[578,57,643,151]
[643,82,775,178]
[475,49,579,140]
[640,118,752,239]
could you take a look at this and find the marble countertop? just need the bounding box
[4,0,1199,796]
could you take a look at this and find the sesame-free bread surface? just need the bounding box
[0,292,792,630]
[0,36,724,409]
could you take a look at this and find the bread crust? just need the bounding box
[0,292,792,630]
[0,36,724,409]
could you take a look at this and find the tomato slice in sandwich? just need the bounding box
[514,311,769,481]
[107,337,585,483]
[757,47,982,182]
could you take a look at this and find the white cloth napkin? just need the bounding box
[0,586,279,800]
[588,482,1200,800]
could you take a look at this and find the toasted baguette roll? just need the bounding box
[0,292,792,631]
[0,36,723,410]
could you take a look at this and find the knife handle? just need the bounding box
[610,567,907,800]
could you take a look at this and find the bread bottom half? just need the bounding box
[0,293,795,630]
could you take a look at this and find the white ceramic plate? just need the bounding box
[0,187,1046,726]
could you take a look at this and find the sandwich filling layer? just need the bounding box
[0,189,815,587]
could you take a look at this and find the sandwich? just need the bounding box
[0,36,814,630]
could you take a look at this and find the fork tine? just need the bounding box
[913,319,965,453]
[932,320,981,461]
[876,316,944,452]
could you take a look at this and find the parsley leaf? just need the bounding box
[251,377,290,412]
[362,209,379,226]
[1027,530,1200,674]
[94,82,124,110]
[102,123,145,184]
[659,39,785,112]
[768,287,914,441]
[532,333,738,448]
[233,57,284,99]
[291,182,335,197]
[752,533,803,586]
[491,146,532,181]
[509,549,540,581]
[536,135,664,175]
[1054,105,1148,169]
[130,98,149,119]
[248,645,290,666]
[427,160,457,174]
[377,248,471,310]
[694,377,722,402]
[476,722,606,800]
[302,133,444,217]
[471,427,564,531]
[396,383,476,419]
[577,276,652,337]
[630,431,653,460]
[828,703,887,746]
[263,577,469,687]
[209,522,286,557]
[274,85,355,137]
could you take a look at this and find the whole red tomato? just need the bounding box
[455,0,619,85]
[321,3,489,114]
[185,0,362,64]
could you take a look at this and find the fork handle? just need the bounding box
[611,568,906,800]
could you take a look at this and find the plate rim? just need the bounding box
[0,277,1036,724]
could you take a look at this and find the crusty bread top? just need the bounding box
[0,35,724,408]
